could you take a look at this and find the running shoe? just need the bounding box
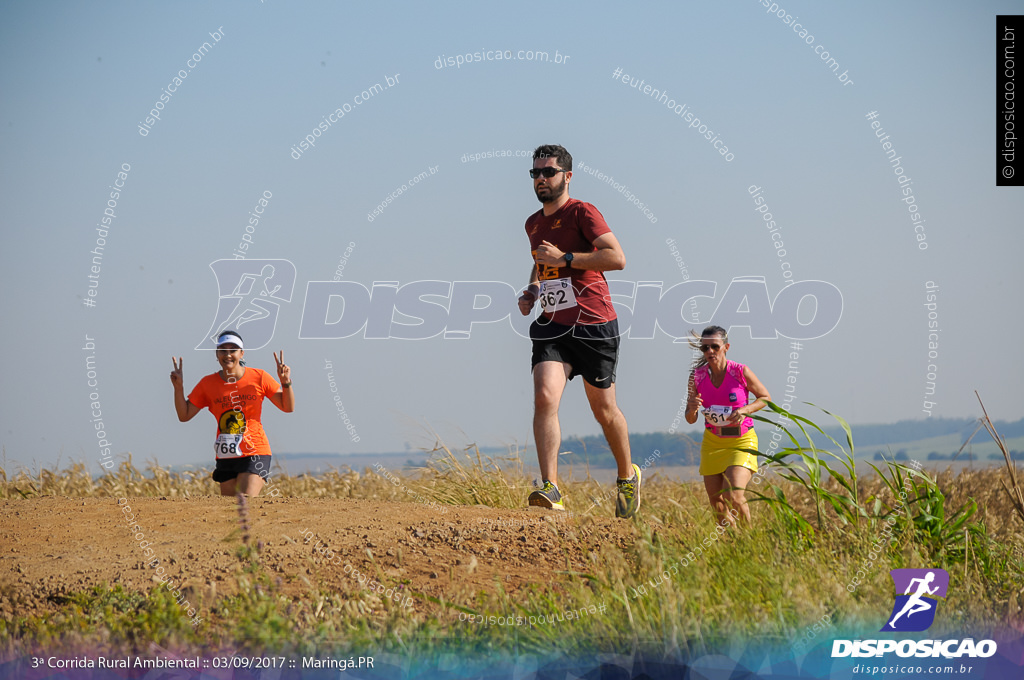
[615,464,642,519]
[528,480,565,510]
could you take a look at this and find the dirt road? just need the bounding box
[0,496,639,619]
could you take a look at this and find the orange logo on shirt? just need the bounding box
[538,264,560,280]
[531,250,561,281]
[552,219,562,229]
[538,263,560,281]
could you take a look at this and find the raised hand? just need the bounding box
[170,357,184,388]
[274,351,290,385]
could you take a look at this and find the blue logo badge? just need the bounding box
[881,568,949,632]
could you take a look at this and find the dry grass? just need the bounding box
[3,438,1022,659]
[3,451,1023,543]
[971,393,1024,530]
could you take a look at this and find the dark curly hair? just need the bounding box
[533,144,572,171]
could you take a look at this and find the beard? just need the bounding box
[534,175,566,203]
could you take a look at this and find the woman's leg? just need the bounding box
[703,474,730,523]
[219,477,237,496]
[721,465,753,524]
[234,472,265,497]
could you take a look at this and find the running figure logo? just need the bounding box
[881,568,949,632]
[196,260,296,350]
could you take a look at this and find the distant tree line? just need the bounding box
[551,416,1024,469]
[870,450,1023,462]
[818,416,1024,447]
[555,431,703,469]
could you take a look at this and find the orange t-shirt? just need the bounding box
[187,368,281,458]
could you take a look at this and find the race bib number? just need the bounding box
[215,433,243,457]
[703,405,734,426]
[539,278,577,313]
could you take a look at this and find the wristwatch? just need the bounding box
[564,252,574,267]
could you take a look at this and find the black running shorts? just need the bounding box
[212,455,272,482]
[530,318,620,389]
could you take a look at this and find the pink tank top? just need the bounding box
[694,360,753,433]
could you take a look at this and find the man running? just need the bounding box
[517,144,641,518]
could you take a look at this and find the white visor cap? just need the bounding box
[216,333,243,349]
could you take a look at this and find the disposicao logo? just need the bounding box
[832,567,997,659]
[197,260,296,350]
[882,568,948,632]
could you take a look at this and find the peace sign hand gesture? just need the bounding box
[274,351,291,385]
[272,351,295,413]
[170,357,184,388]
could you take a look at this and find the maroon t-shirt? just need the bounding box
[525,198,617,326]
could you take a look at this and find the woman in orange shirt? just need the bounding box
[170,331,294,497]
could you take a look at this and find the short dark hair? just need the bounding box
[533,144,572,171]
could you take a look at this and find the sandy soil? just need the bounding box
[0,496,640,619]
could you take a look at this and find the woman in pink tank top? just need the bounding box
[684,326,771,526]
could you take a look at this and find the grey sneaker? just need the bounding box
[616,464,642,519]
[528,480,565,510]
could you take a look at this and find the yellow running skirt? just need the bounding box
[699,429,759,476]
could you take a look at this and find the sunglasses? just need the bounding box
[529,167,567,179]
[700,344,723,352]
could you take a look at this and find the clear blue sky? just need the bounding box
[1,1,1020,472]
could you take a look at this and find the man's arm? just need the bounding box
[518,264,540,316]
[534,232,626,272]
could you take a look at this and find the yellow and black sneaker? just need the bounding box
[528,480,565,510]
[615,464,642,519]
